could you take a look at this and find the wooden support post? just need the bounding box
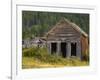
[76,41,81,60]
[57,42,61,56]
[49,42,51,54]
[47,42,51,54]
[67,42,71,58]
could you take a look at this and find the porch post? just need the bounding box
[57,41,61,56]
[67,42,71,58]
[47,42,51,54]
[76,41,81,60]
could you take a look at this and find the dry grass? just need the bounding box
[22,47,89,69]
[22,57,89,69]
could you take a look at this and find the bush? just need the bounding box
[22,47,48,57]
[22,47,89,67]
[82,49,89,61]
[22,47,38,57]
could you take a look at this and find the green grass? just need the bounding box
[22,47,89,69]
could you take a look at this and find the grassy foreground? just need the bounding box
[22,47,89,69]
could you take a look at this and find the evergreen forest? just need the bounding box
[22,11,89,39]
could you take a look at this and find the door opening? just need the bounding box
[61,42,67,58]
[51,43,57,54]
[71,43,76,56]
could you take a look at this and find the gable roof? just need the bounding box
[45,18,88,38]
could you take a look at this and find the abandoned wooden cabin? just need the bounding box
[44,18,89,60]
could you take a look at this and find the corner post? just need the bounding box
[47,41,51,54]
[76,40,81,60]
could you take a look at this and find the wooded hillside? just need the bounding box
[22,11,89,39]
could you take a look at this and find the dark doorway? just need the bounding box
[71,43,76,56]
[51,43,57,54]
[61,42,67,58]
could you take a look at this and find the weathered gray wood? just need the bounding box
[67,42,71,58]
[47,37,80,41]
[57,42,61,56]
[45,19,87,59]
[47,21,81,39]
[76,41,81,60]
[47,42,51,54]
[47,43,49,54]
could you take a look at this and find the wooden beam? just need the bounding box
[57,42,61,56]
[47,42,51,54]
[76,41,82,60]
[67,42,71,58]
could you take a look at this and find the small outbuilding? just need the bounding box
[44,18,89,60]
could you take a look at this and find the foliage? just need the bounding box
[22,11,89,39]
[22,47,89,69]
[82,49,89,61]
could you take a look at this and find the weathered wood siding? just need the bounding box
[45,19,89,60]
[46,21,81,41]
[81,36,89,60]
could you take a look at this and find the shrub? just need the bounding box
[22,47,48,57]
[22,47,89,67]
[22,47,38,57]
[82,49,89,61]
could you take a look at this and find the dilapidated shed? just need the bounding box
[44,18,89,60]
